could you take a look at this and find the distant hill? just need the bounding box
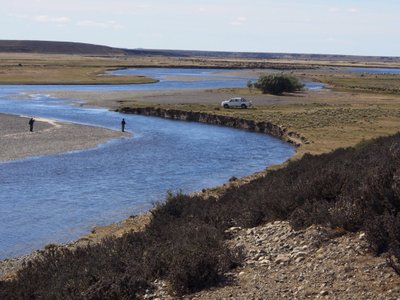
[125,49,400,63]
[0,40,125,55]
[0,40,399,63]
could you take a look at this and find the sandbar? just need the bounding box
[0,113,127,161]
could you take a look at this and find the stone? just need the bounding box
[246,228,255,235]
[258,256,266,261]
[226,226,242,233]
[320,290,329,296]
[275,254,291,264]
[292,251,308,260]
[259,259,271,265]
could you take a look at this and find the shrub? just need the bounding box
[254,73,304,95]
[229,176,238,182]
[0,234,151,299]
[4,133,400,297]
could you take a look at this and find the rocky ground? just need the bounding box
[3,183,399,299]
[3,214,399,299]
[144,221,400,299]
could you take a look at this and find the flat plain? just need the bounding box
[2,52,400,158]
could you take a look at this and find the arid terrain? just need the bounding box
[1,42,400,299]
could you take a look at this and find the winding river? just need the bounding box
[3,66,398,259]
[0,69,297,259]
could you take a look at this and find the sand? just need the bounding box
[0,113,127,162]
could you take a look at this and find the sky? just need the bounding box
[1,0,399,57]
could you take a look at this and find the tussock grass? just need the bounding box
[0,65,156,85]
[123,100,400,157]
[302,71,400,94]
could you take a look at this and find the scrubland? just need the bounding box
[2,52,400,298]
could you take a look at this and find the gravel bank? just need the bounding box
[0,113,127,161]
[146,221,400,299]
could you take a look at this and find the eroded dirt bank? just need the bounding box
[118,106,308,147]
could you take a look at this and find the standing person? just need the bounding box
[121,118,126,132]
[29,118,35,132]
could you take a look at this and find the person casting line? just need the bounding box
[29,118,35,132]
[121,118,126,132]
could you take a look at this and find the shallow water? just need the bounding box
[0,68,322,93]
[108,67,323,90]
[0,89,295,259]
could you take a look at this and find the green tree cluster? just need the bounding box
[254,73,304,95]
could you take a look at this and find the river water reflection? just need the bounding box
[0,89,295,259]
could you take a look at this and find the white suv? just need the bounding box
[221,97,252,109]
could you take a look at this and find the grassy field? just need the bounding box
[119,88,400,158]
[0,54,158,84]
[0,65,159,85]
[297,71,400,94]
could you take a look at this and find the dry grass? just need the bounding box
[120,91,400,158]
[0,53,157,84]
[0,65,156,85]
[297,71,400,94]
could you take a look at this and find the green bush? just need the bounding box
[254,73,304,95]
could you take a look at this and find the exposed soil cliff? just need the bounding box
[118,107,308,147]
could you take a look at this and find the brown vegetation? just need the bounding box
[1,44,400,298]
[2,133,400,298]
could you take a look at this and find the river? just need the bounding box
[4,65,399,259]
[0,79,295,259]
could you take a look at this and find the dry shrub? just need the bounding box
[3,133,400,298]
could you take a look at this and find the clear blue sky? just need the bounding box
[1,0,399,56]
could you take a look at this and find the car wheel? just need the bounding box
[241,104,247,109]
[223,104,229,109]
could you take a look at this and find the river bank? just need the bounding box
[0,113,128,162]
[0,99,297,280]
[0,88,295,265]
[0,164,273,281]
[0,113,131,278]
[117,106,307,147]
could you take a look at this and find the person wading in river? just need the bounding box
[121,118,126,132]
[29,118,35,132]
